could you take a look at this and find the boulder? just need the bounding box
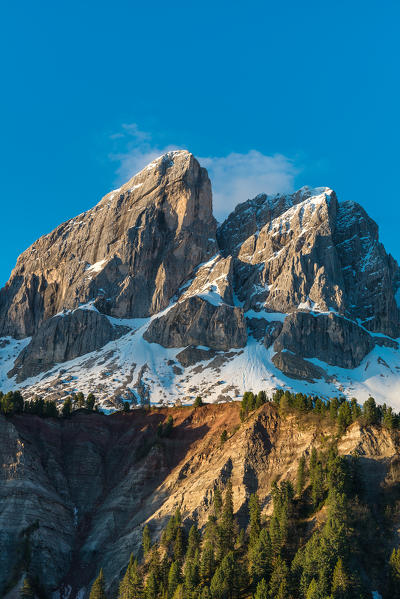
[144,296,247,351]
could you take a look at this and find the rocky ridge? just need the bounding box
[0,403,398,597]
[1,151,400,407]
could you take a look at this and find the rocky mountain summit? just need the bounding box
[1,150,400,408]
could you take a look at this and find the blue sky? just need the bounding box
[1,0,399,286]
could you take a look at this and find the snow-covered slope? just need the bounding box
[2,301,400,411]
[1,155,400,410]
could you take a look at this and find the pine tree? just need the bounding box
[186,524,200,559]
[253,578,268,599]
[168,561,181,598]
[268,556,288,598]
[20,577,34,599]
[200,541,215,584]
[255,391,267,409]
[219,480,234,554]
[144,572,158,599]
[213,487,222,519]
[184,557,199,593]
[296,455,306,496]
[201,587,211,599]
[119,555,143,599]
[173,526,184,562]
[248,493,261,546]
[210,552,235,599]
[331,557,351,599]
[305,578,319,599]
[89,569,107,599]
[142,525,151,557]
[62,397,72,418]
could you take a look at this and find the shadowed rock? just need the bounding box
[9,309,129,382]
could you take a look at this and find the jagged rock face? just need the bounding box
[333,201,400,337]
[144,296,247,350]
[271,351,330,382]
[1,151,400,397]
[0,151,216,339]
[217,187,400,335]
[8,309,129,382]
[0,406,397,597]
[274,311,375,369]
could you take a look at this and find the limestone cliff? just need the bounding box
[0,403,398,597]
[1,152,400,406]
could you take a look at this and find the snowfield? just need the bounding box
[2,301,400,412]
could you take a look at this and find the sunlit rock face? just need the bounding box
[1,152,400,405]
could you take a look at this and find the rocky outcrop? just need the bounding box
[9,309,128,382]
[218,186,400,336]
[175,346,217,367]
[0,151,216,339]
[0,405,397,597]
[263,320,283,348]
[1,151,400,398]
[181,255,234,306]
[274,311,374,369]
[333,201,400,338]
[272,350,330,382]
[144,296,247,350]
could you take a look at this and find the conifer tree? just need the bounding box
[331,557,351,599]
[173,526,184,563]
[219,480,234,554]
[268,556,288,599]
[296,455,306,496]
[213,487,222,518]
[20,577,34,599]
[255,391,267,409]
[200,541,215,584]
[201,587,211,599]
[186,524,200,559]
[142,525,151,557]
[305,578,319,599]
[119,555,143,599]
[248,493,261,546]
[168,561,181,598]
[144,572,158,599]
[254,578,268,599]
[89,569,107,599]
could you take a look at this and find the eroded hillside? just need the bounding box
[1,401,399,597]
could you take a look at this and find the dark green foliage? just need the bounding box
[119,555,143,599]
[142,525,151,557]
[89,569,107,599]
[62,397,72,418]
[240,390,267,421]
[362,396,380,425]
[158,415,174,438]
[168,561,181,598]
[253,578,268,599]
[194,396,204,407]
[220,429,228,444]
[86,393,96,411]
[296,455,306,496]
[0,391,24,415]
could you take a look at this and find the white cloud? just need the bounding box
[110,124,298,222]
[200,151,299,222]
[110,123,180,184]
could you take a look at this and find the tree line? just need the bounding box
[84,440,400,599]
